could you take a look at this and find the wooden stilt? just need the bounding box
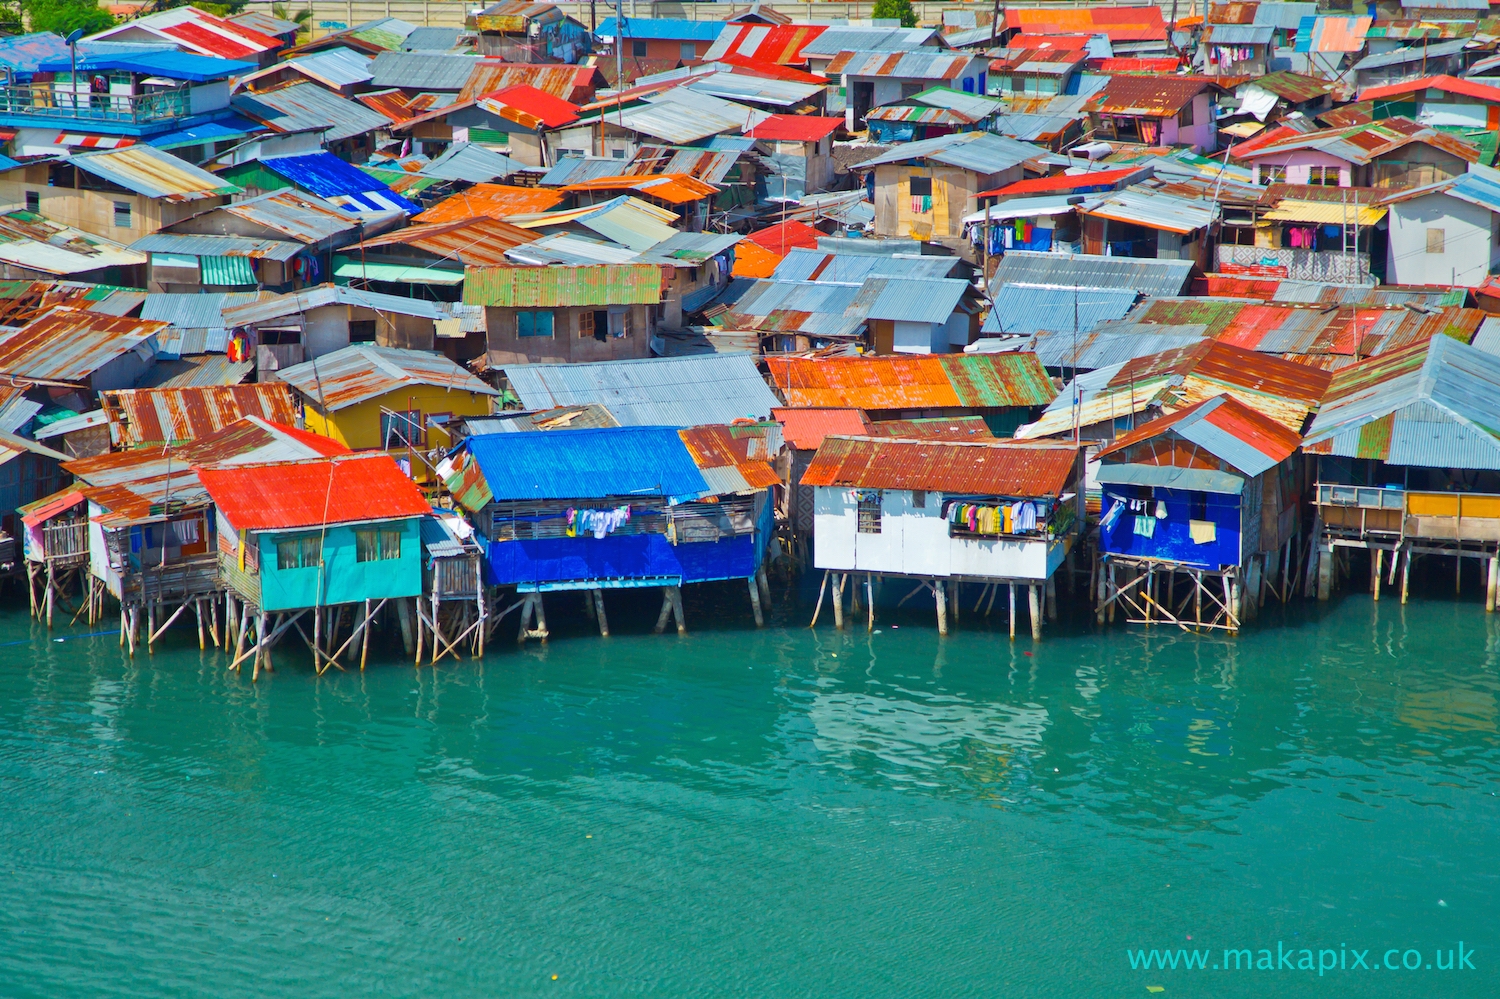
[1029,584,1041,640]
[1373,549,1384,602]
[832,573,846,629]
[1107,564,1117,623]
[209,595,219,648]
[950,580,959,623]
[1095,561,1106,625]
[866,573,874,632]
[517,592,534,644]
[667,586,684,635]
[1457,553,1464,595]
[396,596,415,656]
[1487,555,1498,614]
[582,589,596,621]
[1045,576,1057,621]
[195,599,205,649]
[252,613,268,681]
[1316,546,1332,601]
[1401,548,1411,604]
[45,564,54,628]
[126,606,138,657]
[593,589,609,637]
[748,575,764,627]
[360,599,372,669]
[756,566,771,612]
[654,588,673,634]
[1009,582,1016,641]
[809,569,829,628]
[984,580,998,616]
[232,602,249,670]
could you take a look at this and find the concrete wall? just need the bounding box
[483,303,654,363]
[1387,190,1499,287]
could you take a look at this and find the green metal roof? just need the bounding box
[464,263,663,307]
[938,355,1056,408]
[333,257,464,284]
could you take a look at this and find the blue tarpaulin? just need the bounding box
[487,534,756,587]
[38,50,252,82]
[260,152,419,214]
[148,115,266,149]
[463,427,710,503]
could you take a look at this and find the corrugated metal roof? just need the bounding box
[353,217,536,266]
[1304,335,1500,467]
[149,355,256,388]
[989,251,1193,297]
[466,404,619,434]
[561,172,719,205]
[766,354,1056,409]
[465,263,662,307]
[233,82,392,143]
[220,188,368,244]
[222,283,451,326]
[419,142,522,183]
[770,247,961,284]
[1353,38,1468,70]
[198,453,430,531]
[1004,6,1165,42]
[0,308,165,383]
[1204,23,1274,44]
[684,71,825,106]
[130,232,303,261]
[260,153,419,215]
[864,276,970,324]
[853,130,1041,173]
[745,114,842,142]
[702,23,829,65]
[1098,394,1301,477]
[1021,321,1209,370]
[1085,76,1212,117]
[1294,15,1372,53]
[460,426,710,502]
[596,17,722,41]
[579,87,771,144]
[826,49,978,82]
[865,416,995,441]
[653,230,742,264]
[679,423,780,489]
[403,26,465,50]
[101,384,299,448]
[800,25,938,57]
[275,343,496,412]
[370,51,486,90]
[771,406,871,449]
[982,285,1139,337]
[801,436,1079,496]
[141,291,237,330]
[624,145,742,186]
[0,211,145,276]
[281,49,375,88]
[70,146,239,202]
[1083,187,1218,234]
[501,353,781,426]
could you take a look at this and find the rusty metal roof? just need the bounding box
[100,384,300,449]
[679,424,780,489]
[70,145,240,202]
[220,188,367,244]
[197,453,431,531]
[464,263,663,307]
[0,308,167,383]
[1084,76,1215,117]
[275,344,497,412]
[1097,394,1303,477]
[866,416,997,442]
[800,436,1079,496]
[351,217,536,265]
[765,354,1057,410]
[561,173,720,204]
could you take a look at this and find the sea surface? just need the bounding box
[1,582,1497,998]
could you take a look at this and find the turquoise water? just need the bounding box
[1,588,1497,997]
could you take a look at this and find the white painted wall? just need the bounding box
[891,319,947,354]
[812,487,1064,581]
[1386,189,1499,287]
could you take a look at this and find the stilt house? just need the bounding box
[1093,394,1307,632]
[799,436,1083,638]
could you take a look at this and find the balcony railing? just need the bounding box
[0,85,190,124]
[1317,483,1404,511]
[1317,484,1500,542]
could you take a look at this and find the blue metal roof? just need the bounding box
[260,153,419,214]
[38,50,253,82]
[146,114,266,150]
[0,32,70,75]
[1444,168,1500,214]
[596,17,723,41]
[464,426,710,502]
[982,284,1139,336]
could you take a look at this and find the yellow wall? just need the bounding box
[304,384,495,451]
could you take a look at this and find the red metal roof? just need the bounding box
[709,24,829,65]
[980,166,1141,198]
[1085,76,1215,116]
[713,54,828,84]
[1360,75,1500,105]
[1097,394,1302,469]
[678,424,780,488]
[481,84,580,128]
[771,407,871,449]
[745,219,823,254]
[163,20,266,58]
[196,453,430,531]
[1201,273,1282,298]
[745,114,842,142]
[800,437,1079,497]
[1098,57,1181,73]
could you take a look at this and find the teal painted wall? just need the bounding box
[254,519,422,612]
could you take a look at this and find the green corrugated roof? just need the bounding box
[200,255,255,286]
[1355,413,1393,460]
[1136,299,1248,337]
[333,257,464,284]
[939,354,1056,408]
[465,264,663,307]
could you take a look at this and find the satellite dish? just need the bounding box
[66,29,83,45]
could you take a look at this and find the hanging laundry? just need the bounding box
[1189,519,1217,544]
[1154,501,1167,520]
[1100,498,1125,532]
[1133,515,1156,538]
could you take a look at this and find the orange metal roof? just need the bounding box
[801,436,1079,497]
[560,173,720,204]
[0,308,168,384]
[1004,7,1167,42]
[679,424,780,488]
[771,407,871,449]
[197,453,430,531]
[866,417,996,442]
[1360,74,1500,105]
[731,241,785,279]
[415,184,566,223]
[1097,394,1302,468]
[1085,76,1215,116]
[765,355,1057,410]
[101,384,300,448]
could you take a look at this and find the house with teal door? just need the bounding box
[195,452,432,674]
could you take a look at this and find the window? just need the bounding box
[381,410,423,448]
[1260,165,1287,186]
[112,200,131,228]
[632,40,647,57]
[349,319,377,342]
[1307,165,1338,186]
[909,175,932,197]
[611,148,626,159]
[911,490,927,509]
[1179,98,1194,128]
[857,492,882,534]
[680,42,696,59]
[24,190,38,213]
[355,528,402,562]
[1427,228,1446,254]
[275,533,322,570]
[578,310,594,339]
[580,309,609,341]
[517,310,555,337]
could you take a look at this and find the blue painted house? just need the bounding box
[446,425,778,635]
[1094,394,1306,633]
